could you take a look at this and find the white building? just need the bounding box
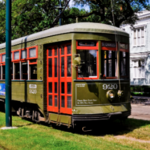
[121,10,150,85]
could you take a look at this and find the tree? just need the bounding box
[69,0,150,27]
[0,0,150,43]
[0,0,71,43]
[0,1,6,43]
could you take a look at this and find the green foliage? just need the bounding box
[0,0,60,43]
[0,0,150,43]
[11,0,59,40]
[73,0,150,26]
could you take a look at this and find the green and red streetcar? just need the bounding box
[0,22,131,128]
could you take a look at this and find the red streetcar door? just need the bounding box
[60,44,72,114]
[47,47,58,113]
[47,43,72,115]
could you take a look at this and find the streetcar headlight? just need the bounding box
[110,93,114,98]
[117,90,124,97]
[106,90,115,102]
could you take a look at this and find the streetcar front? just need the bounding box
[72,40,131,123]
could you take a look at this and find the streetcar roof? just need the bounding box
[0,22,128,49]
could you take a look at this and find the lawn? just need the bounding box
[0,112,150,150]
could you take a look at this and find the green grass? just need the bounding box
[0,112,150,150]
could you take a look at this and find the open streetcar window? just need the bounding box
[14,63,20,79]
[76,41,98,79]
[22,62,27,79]
[77,50,97,77]
[30,64,37,79]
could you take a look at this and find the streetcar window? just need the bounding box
[14,63,20,79]
[67,96,71,108]
[78,41,96,46]
[61,82,65,93]
[67,45,71,54]
[29,59,36,63]
[21,50,27,59]
[55,82,57,93]
[55,96,57,107]
[29,48,36,58]
[22,62,27,79]
[101,50,117,78]
[67,82,71,94]
[48,58,52,77]
[48,49,52,56]
[61,57,64,77]
[61,96,65,107]
[61,46,64,55]
[49,82,52,93]
[55,48,57,56]
[49,95,52,106]
[101,42,116,48]
[14,51,19,60]
[67,56,71,76]
[30,64,37,79]
[77,50,97,77]
[2,54,5,62]
[54,58,57,77]
[120,51,129,78]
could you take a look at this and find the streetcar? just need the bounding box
[0,22,131,128]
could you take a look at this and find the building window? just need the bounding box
[133,27,145,46]
[132,60,145,79]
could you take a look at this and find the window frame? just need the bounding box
[119,43,129,79]
[0,45,38,80]
[28,46,38,60]
[133,27,145,47]
[101,41,118,79]
[21,49,27,62]
[12,50,21,62]
[1,53,6,64]
[76,41,99,80]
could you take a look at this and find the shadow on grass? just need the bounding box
[40,118,150,137]
[1,101,150,136]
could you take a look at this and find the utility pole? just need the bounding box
[5,0,12,127]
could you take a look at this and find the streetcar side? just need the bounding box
[0,23,131,128]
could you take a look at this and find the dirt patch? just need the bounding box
[0,145,7,150]
[115,135,150,143]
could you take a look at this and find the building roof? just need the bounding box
[0,22,128,49]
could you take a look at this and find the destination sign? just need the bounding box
[102,42,116,48]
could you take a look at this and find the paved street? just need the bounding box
[129,104,150,121]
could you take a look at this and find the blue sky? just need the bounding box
[69,0,90,11]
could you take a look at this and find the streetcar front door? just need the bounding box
[47,43,72,115]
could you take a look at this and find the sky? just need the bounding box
[69,0,90,11]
